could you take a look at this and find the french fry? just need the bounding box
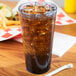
[0,4,20,29]
[7,25,21,28]
[0,11,7,28]
[0,21,20,26]
[0,24,1,26]
[6,20,20,26]
[0,25,21,29]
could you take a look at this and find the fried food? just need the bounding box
[0,3,20,29]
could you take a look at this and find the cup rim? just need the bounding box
[18,1,57,15]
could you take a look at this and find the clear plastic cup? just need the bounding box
[18,2,57,74]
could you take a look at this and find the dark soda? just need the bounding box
[19,2,57,74]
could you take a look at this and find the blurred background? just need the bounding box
[2,0,64,8]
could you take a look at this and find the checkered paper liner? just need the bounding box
[0,0,76,41]
[0,28,21,41]
[56,5,76,25]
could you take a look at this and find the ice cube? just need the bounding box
[40,32,46,36]
[34,6,46,13]
[45,27,49,30]
[45,5,50,11]
[23,5,34,13]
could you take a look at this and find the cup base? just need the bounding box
[26,67,50,74]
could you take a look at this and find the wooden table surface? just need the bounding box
[0,1,76,76]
